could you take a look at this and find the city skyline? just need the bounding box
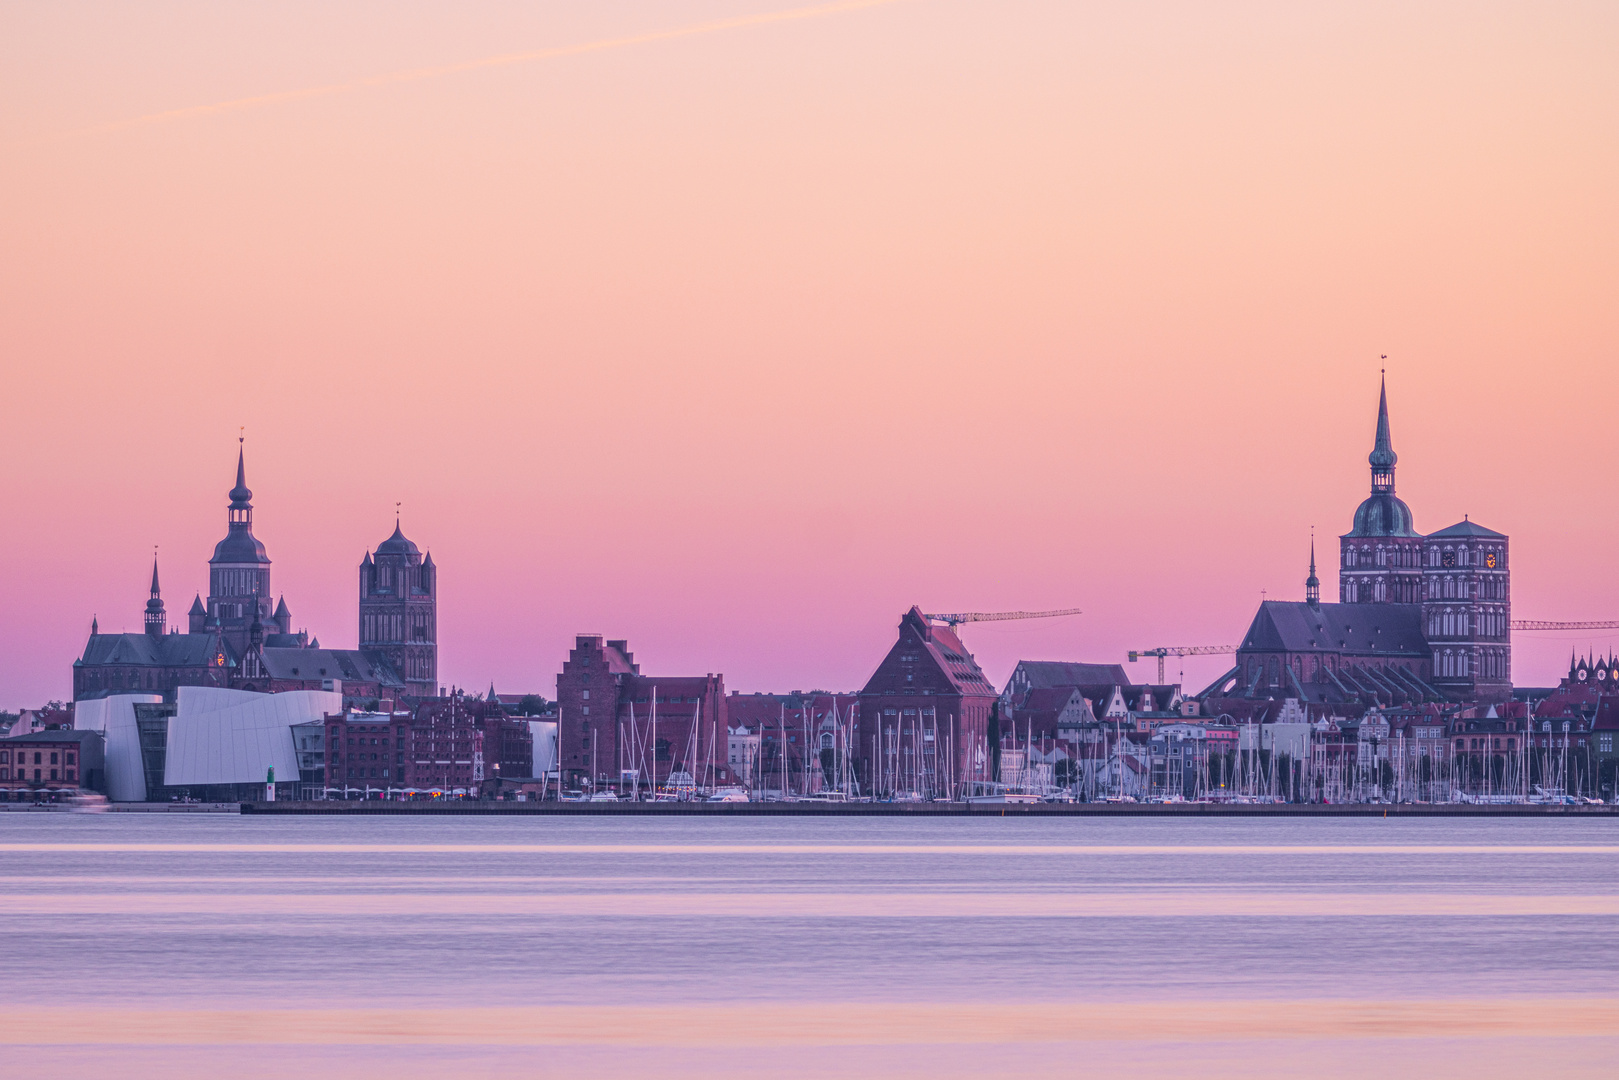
[4,2,1618,707]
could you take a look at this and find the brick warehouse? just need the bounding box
[554,636,731,794]
[856,606,1000,798]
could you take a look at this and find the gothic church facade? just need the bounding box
[1210,378,1512,707]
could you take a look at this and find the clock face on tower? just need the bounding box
[1485,552,1497,569]
[1442,552,1456,568]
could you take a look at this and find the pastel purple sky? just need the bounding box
[2,1,1617,708]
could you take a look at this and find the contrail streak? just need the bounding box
[82,0,912,136]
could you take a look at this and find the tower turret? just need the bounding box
[144,557,166,637]
[359,517,437,699]
[1305,534,1320,607]
[207,438,273,655]
[1340,373,1423,603]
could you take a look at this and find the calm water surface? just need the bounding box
[3,814,1617,1077]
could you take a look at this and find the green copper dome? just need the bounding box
[1349,492,1419,537]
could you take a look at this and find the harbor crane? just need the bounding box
[1128,645,1236,684]
[922,608,1084,634]
[1127,621,1619,684]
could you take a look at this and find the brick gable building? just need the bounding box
[554,636,729,794]
[856,607,998,798]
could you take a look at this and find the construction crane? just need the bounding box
[1128,646,1236,684]
[922,608,1084,633]
[1118,620,1619,686]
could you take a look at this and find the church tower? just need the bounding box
[1340,376,1423,604]
[207,441,273,656]
[359,520,437,699]
[144,557,166,637]
[1421,518,1511,704]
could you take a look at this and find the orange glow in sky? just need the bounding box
[2,1,1616,707]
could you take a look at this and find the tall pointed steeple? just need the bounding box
[1369,371,1397,494]
[1305,532,1320,607]
[209,436,272,655]
[229,437,254,525]
[145,555,166,637]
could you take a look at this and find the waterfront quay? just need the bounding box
[239,799,1619,817]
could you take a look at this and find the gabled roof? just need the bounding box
[859,607,997,699]
[77,632,233,669]
[1005,661,1130,694]
[1426,519,1506,539]
[257,648,405,687]
[1239,601,1426,657]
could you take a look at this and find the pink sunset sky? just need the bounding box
[2,0,1616,709]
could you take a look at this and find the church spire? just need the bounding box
[228,436,253,525]
[145,554,166,637]
[1369,370,1397,494]
[1305,531,1320,607]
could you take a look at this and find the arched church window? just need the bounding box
[1457,545,1468,566]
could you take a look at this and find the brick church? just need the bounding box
[1206,378,1511,707]
[73,443,437,706]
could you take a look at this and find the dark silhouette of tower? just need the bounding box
[359,520,437,699]
[1304,535,1320,608]
[207,440,273,655]
[144,557,166,637]
[1339,375,1423,603]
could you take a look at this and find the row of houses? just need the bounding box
[8,613,1619,802]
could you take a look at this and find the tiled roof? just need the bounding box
[1010,661,1130,691]
[1426,519,1506,539]
[1239,601,1427,657]
[77,633,233,669]
[2,729,105,745]
[258,648,405,687]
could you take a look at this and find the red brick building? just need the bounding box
[554,636,729,794]
[856,607,999,798]
[0,729,106,801]
[324,691,532,796]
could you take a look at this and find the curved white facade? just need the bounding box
[165,688,342,788]
[72,694,162,802]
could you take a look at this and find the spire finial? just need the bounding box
[229,434,253,510]
[1305,528,1321,607]
[1368,370,1396,494]
[150,549,161,596]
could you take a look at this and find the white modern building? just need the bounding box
[74,688,340,801]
